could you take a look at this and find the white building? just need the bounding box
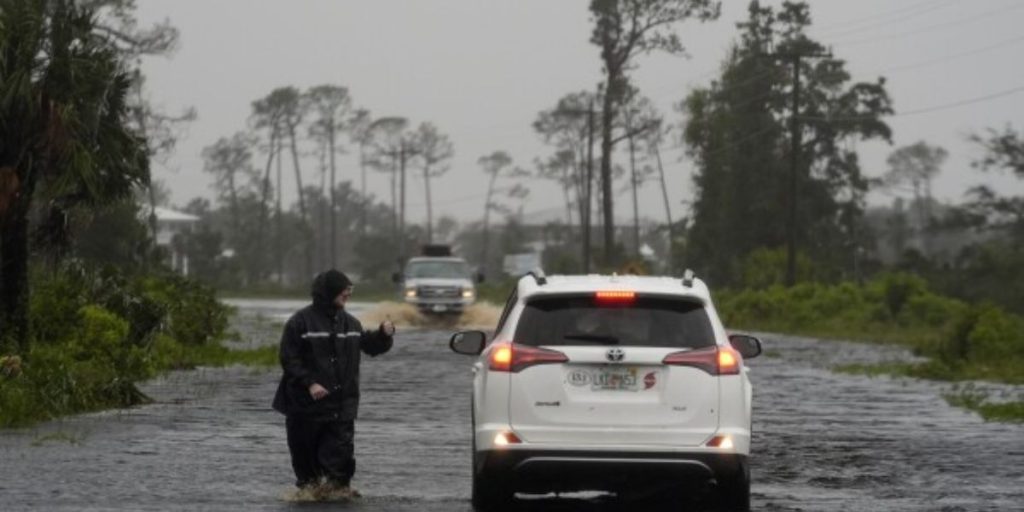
[151,207,199,275]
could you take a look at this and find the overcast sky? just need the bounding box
[136,0,1024,225]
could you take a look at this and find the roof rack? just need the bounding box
[525,268,547,286]
[682,269,695,288]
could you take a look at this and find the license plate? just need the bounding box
[432,304,448,312]
[590,367,639,391]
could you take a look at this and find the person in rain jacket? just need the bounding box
[272,269,395,496]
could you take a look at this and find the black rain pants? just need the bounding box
[285,416,356,488]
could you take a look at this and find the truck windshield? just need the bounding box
[405,261,471,279]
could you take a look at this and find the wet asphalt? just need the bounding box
[0,299,1021,511]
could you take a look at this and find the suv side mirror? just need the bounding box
[450,331,487,355]
[728,334,763,359]
[475,272,485,284]
[391,271,403,284]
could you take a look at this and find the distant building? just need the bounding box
[151,207,199,275]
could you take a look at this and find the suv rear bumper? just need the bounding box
[475,448,746,493]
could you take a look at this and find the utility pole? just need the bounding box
[771,49,829,286]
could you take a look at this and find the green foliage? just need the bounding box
[683,1,892,286]
[719,273,1023,385]
[150,334,277,370]
[739,247,818,289]
[1,263,235,427]
[138,273,231,347]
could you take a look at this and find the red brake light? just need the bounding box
[488,343,568,372]
[595,291,636,303]
[662,346,741,375]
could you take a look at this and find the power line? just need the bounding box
[833,1,1024,47]
[897,85,1024,116]
[814,0,955,32]
[799,84,1024,121]
[819,0,961,39]
[876,34,1024,74]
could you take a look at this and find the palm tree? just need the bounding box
[0,0,148,353]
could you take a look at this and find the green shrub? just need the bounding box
[140,273,231,346]
[2,263,235,427]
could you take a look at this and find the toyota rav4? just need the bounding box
[449,270,762,511]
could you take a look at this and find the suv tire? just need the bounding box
[714,459,750,512]
[470,420,513,511]
[471,468,513,511]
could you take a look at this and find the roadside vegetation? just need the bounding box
[716,270,1024,421]
[0,1,273,429]
[0,264,276,428]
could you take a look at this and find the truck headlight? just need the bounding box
[405,288,417,298]
[462,289,475,299]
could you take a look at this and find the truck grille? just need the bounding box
[417,286,461,299]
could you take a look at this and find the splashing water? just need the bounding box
[357,301,501,331]
[281,483,359,502]
[457,302,501,330]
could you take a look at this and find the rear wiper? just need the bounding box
[562,333,620,345]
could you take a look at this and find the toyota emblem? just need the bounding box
[605,348,625,363]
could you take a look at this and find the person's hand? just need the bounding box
[380,320,396,337]
[309,383,329,401]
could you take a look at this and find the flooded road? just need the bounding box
[1,299,1021,511]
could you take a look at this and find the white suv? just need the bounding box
[449,271,762,511]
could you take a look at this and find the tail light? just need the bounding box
[494,431,522,447]
[488,342,568,372]
[707,435,734,449]
[662,346,742,375]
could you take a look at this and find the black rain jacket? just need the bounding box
[272,279,393,421]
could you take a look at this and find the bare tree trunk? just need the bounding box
[318,144,328,270]
[562,178,574,229]
[480,172,499,276]
[255,131,278,283]
[399,143,407,258]
[390,156,398,243]
[0,190,33,354]
[424,165,434,243]
[600,79,616,265]
[228,172,240,235]
[628,133,640,258]
[288,126,311,279]
[359,142,367,236]
[328,123,338,266]
[276,142,284,285]
[653,141,674,274]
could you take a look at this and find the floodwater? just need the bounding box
[1,299,1021,511]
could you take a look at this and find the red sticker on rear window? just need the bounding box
[643,372,657,390]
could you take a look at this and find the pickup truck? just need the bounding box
[393,246,483,315]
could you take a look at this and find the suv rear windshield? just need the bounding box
[514,295,715,349]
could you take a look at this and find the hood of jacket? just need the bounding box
[311,269,353,314]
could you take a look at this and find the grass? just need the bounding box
[835,365,1024,422]
[30,431,87,447]
[833,362,920,378]
[942,386,1024,423]
[189,343,278,368]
